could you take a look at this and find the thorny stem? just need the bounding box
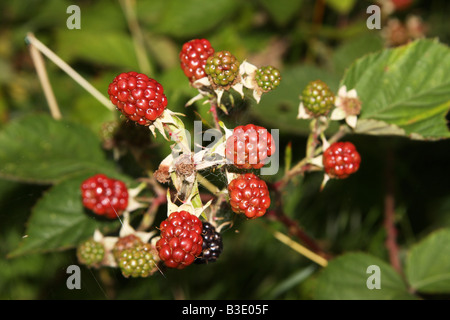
[209,102,222,131]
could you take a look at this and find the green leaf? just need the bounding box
[252,64,340,135]
[0,114,115,184]
[332,34,384,76]
[259,0,303,26]
[268,265,316,299]
[154,0,238,37]
[314,252,416,300]
[56,30,139,69]
[406,228,450,294]
[325,0,357,14]
[70,94,116,135]
[342,39,450,140]
[8,175,123,257]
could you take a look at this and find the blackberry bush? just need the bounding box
[15,5,450,301]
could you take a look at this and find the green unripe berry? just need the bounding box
[77,238,105,268]
[118,243,158,278]
[205,50,240,88]
[255,66,281,92]
[112,234,144,261]
[301,80,335,117]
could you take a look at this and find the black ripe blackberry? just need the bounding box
[195,222,223,264]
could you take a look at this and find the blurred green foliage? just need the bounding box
[0,0,449,300]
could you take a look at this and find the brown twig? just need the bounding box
[28,37,62,120]
[26,32,115,111]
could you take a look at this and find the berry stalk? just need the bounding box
[273,231,328,267]
[118,0,152,75]
[275,124,349,189]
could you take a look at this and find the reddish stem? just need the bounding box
[384,147,402,274]
[209,103,221,131]
[267,182,331,260]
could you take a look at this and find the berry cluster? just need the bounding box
[228,173,271,219]
[74,36,365,280]
[179,39,215,83]
[156,211,204,269]
[225,124,275,170]
[108,71,168,126]
[323,142,361,179]
[80,174,128,219]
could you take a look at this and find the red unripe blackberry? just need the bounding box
[195,222,223,264]
[80,174,128,219]
[228,173,271,219]
[323,142,361,179]
[108,71,168,126]
[180,39,215,83]
[225,124,275,169]
[156,211,203,269]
